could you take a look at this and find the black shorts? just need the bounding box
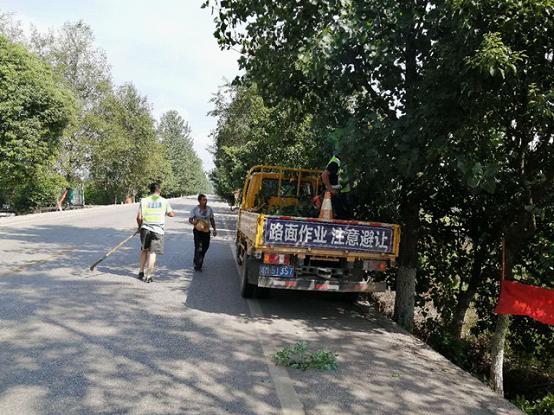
[140,229,164,254]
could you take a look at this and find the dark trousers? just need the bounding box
[331,192,353,220]
[193,229,211,269]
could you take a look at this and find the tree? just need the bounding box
[158,110,208,196]
[0,35,75,210]
[0,16,176,208]
[205,2,553,399]
[208,82,324,203]
[426,0,553,394]
[205,0,465,331]
[0,12,24,43]
[88,84,170,202]
[29,21,112,185]
[30,21,111,109]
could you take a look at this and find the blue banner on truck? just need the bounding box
[263,217,395,254]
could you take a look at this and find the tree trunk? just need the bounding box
[489,236,522,396]
[449,251,485,339]
[394,265,417,331]
[393,201,419,332]
[393,0,420,334]
[490,313,510,395]
[450,283,479,340]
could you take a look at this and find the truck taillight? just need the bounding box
[263,253,290,265]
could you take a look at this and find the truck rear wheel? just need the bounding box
[236,241,244,265]
[240,255,257,298]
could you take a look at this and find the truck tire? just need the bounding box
[236,242,244,265]
[240,255,257,298]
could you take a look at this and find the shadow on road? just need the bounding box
[0,269,280,414]
[0,200,521,414]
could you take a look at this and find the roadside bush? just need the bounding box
[84,182,114,205]
[515,393,554,415]
[12,167,66,212]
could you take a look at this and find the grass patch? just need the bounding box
[515,393,554,415]
[273,341,337,371]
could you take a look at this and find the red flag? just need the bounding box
[495,280,554,326]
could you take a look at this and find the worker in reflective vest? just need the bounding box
[136,183,175,283]
[321,153,353,219]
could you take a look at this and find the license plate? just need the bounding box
[259,264,295,278]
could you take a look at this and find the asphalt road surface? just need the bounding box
[0,197,522,415]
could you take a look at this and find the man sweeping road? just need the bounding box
[137,183,175,282]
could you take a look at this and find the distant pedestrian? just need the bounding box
[189,194,217,271]
[56,188,68,211]
[137,183,176,282]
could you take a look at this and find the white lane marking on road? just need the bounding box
[229,243,305,415]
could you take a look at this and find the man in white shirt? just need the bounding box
[188,194,217,271]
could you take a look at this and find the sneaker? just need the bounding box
[138,272,144,281]
[145,276,154,283]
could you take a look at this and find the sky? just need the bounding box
[1,0,240,170]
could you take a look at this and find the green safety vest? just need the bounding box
[327,155,351,193]
[141,195,167,225]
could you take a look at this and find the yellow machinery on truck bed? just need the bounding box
[236,165,401,298]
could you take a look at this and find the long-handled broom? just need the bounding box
[89,230,139,271]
